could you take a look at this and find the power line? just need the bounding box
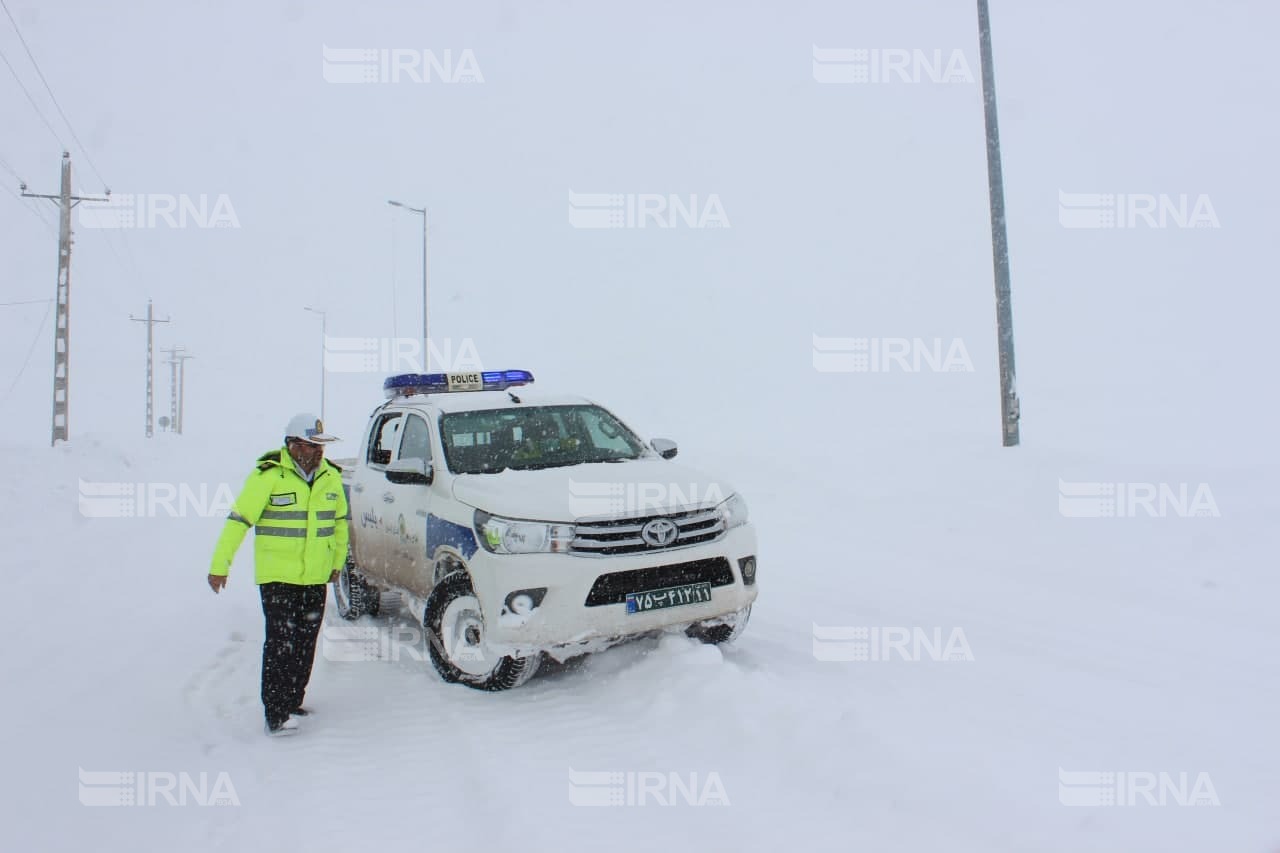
[0,149,21,182]
[86,227,137,281]
[3,185,56,231]
[0,297,53,307]
[23,196,56,233]
[0,0,107,189]
[2,295,52,400]
[64,196,144,281]
[0,43,65,149]
[0,179,56,234]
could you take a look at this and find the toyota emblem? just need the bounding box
[640,518,679,548]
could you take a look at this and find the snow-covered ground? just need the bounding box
[3,424,1275,852]
[3,1,1278,850]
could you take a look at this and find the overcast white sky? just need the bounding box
[1,0,1275,464]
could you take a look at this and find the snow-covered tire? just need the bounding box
[687,605,751,645]
[332,557,381,620]
[424,572,541,691]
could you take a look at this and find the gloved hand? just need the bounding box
[208,574,227,593]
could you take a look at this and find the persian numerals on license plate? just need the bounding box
[626,582,713,614]
[446,372,484,392]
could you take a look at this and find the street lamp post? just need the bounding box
[303,306,326,422]
[387,199,429,371]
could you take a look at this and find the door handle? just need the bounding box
[352,484,364,493]
[382,493,395,503]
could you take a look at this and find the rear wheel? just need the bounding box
[332,557,381,620]
[425,572,541,690]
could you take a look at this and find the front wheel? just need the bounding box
[424,572,541,691]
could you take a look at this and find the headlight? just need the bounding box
[717,493,749,529]
[474,510,575,554]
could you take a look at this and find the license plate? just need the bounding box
[626,582,712,614]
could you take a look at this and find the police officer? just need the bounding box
[207,414,350,737]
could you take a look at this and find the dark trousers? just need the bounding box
[259,582,326,727]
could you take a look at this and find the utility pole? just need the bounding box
[21,152,110,446]
[130,300,170,438]
[175,351,193,433]
[161,346,185,432]
[977,0,1021,447]
[167,349,178,431]
[387,200,429,370]
[420,209,428,365]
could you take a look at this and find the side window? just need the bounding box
[367,412,403,467]
[578,407,634,454]
[397,414,433,464]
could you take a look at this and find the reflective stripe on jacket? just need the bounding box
[209,448,349,585]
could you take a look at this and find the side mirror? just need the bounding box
[385,457,433,485]
[650,438,678,460]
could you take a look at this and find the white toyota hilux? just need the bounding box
[334,370,758,690]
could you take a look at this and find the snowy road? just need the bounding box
[5,435,1275,852]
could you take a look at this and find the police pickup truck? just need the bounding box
[334,369,758,690]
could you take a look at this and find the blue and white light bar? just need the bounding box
[383,370,535,399]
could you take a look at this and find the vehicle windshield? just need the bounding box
[440,405,647,474]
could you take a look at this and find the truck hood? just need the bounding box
[450,458,737,522]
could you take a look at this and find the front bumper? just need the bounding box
[468,524,759,657]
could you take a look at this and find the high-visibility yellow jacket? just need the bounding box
[210,448,350,586]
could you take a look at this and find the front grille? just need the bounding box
[571,507,725,556]
[584,557,735,607]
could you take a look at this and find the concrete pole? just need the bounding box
[22,153,109,445]
[130,301,170,438]
[977,0,1021,446]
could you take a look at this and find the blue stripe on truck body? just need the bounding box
[427,513,479,560]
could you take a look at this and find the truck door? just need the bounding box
[382,411,435,596]
[350,409,403,581]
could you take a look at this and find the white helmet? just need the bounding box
[284,413,339,444]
